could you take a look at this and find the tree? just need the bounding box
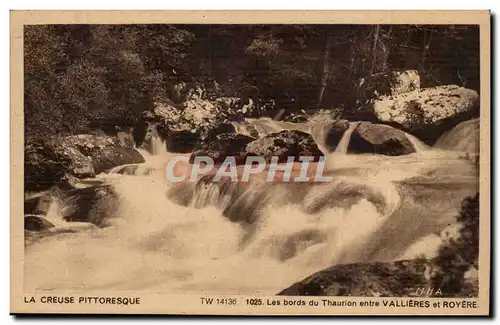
[24,24,196,138]
[24,24,480,139]
[432,193,479,296]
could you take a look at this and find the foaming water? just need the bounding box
[405,132,430,152]
[24,118,479,295]
[25,171,395,294]
[233,117,430,156]
[334,122,361,153]
[136,127,168,156]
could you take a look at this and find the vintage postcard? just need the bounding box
[11,10,490,315]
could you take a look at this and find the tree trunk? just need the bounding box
[380,25,393,72]
[317,34,333,109]
[420,28,433,68]
[208,24,212,80]
[370,25,380,75]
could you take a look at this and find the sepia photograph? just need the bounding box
[10,11,490,315]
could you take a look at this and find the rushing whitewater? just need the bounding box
[24,118,479,295]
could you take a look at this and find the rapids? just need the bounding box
[24,118,479,295]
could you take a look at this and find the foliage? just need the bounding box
[24,24,195,139]
[24,24,479,139]
[432,193,479,296]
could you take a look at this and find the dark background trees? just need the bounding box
[24,24,479,140]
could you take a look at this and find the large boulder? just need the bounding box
[25,138,95,191]
[143,101,182,124]
[61,185,119,227]
[189,133,256,164]
[24,139,75,191]
[371,85,479,144]
[356,70,421,107]
[245,130,324,163]
[24,214,55,232]
[326,119,350,151]
[137,93,256,153]
[278,259,477,297]
[24,193,54,215]
[141,100,228,153]
[206,123,237,141]
[434,119,479,155]
[278,260,428,297]
[166,130,201,153]
[347,122,416,156]
[231,120,260,138]
[25,134,145,191]
[59,134,145,174]
[89,146,145,174]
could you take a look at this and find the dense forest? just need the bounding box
[24,24,479,140]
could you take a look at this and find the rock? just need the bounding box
[309,119,350,154]
[25,134,144,191]
[24,214,55,231]
[356,70,421,107]
[347,122,416,156]
[167,130,201,153]
[231,121,260,138]
[183,97,218,125]
[215,97,242,116]
[60,134,145,174]
[24,139,74,191]
[132,119,150,146]
[146,101,181,124]
[57,146,95,178]
[326,119,350,150]
[190,133,256,164]
[138,92,259,145]
[136,101,186,140]
[61,185,119,227]
[136,92,262,155]
[278,260,429,297]
[246,130,324,163]
[434,119,479,154]
[465,266,479,280]
[278,259,477,297]
[90,146,145,174]
[206,123,236,141]
[24,193,54,215]
[371,85,479,144]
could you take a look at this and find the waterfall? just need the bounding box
[136,126,168,157]
[405,132,430,152]
[149,127,168,155]
[309,122,333,155]
[24,114,479,295]
[334,122,361,153]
